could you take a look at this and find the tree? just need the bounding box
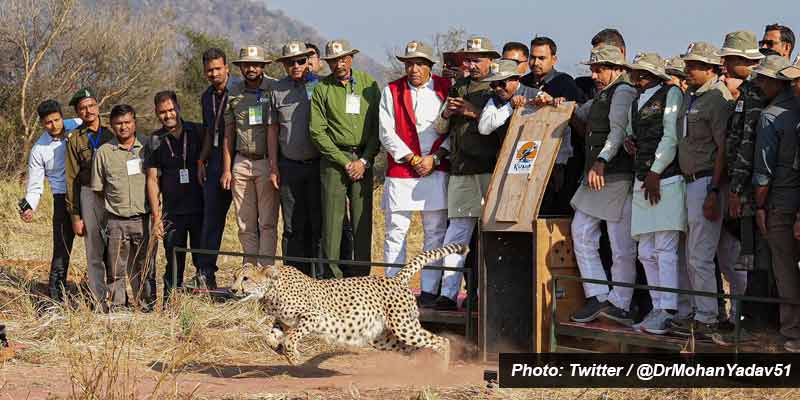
[176,29,236,123]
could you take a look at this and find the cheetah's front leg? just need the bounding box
[265,325,285,350]
[282,313,318,365]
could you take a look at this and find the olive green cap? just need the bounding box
[626,52,670,81]
[681,41,722,66]
[396,40,438,64]
[665,56,687,78]
[581,45,626,67]
[751,55,792,80]
[69,87,96,107]
[322,39,359,60]
[275,40,314,62]
[459,36,501,59]
[779,54,800,80]
[482,59,523,82]
[233,45,272,65]
[717,30,764,60]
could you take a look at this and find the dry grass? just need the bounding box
[1,181,799,399]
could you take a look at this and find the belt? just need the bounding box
[282,157,320,165]
[683,170,713,183]
[109,213,147,221]
[337,145,363,154]
[237,152,265,160]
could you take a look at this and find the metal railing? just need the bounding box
[550,274,800,353]
[171,247,477,342]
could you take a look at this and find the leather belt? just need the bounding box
[237,152,265,160]
[683,170,713,183]
[337,145,363,154]
[282,157,319,165]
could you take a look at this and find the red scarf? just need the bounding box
[386,75,451,178]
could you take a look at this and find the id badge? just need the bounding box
[126,159,141,176]
[735,100,744,113]
[345,94,361,114]
[213,132,219,147]
[179,168,190,184]
[248,105,263,125]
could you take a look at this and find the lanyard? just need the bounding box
[164,130,188,169]
[212,91,227,131]
[87,127,102,150]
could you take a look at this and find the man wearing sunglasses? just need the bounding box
[432,36,499,311]
[266,41,323,278]
[477,59,539,138]
[501,42,529,76]
[760,24,795,60]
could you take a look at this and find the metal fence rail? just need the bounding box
[172,247,477,342]
[550,274,800,353]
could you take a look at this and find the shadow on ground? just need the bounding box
[149,351,354,379]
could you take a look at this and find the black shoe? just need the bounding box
[600,305,634,326]
[716,319,735,333]
[417,291,438,308]
[184,274,216,290]
[570,297,610,323]
[433,295,458,311]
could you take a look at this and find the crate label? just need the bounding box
[508,140,540,174]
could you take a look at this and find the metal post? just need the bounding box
[465,266,473,345]
[550,276,558,352]
[733,298,742,355]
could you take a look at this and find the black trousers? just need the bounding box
[49,194,75,301]
[163,213,203,296]
[279,158,323,278]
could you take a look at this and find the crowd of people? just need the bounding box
[20,23,800,352]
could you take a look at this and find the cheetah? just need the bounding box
[229,244,468,367]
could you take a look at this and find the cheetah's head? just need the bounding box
[230,263,279,301]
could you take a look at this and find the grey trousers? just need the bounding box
[80,186,109,303]
[106,215,154,309]
[766,209,800,339]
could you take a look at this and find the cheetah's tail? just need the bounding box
[392,243,469,287]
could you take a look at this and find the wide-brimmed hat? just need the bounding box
[681,41,722,65]
[69,87,96,107]
[626,52,670,81]
[396,40,437,64]
[481,59,522,82]
[751,55,792,80]
[581,45,626,67]
[459,36,501,59]
[321,39,359,60]
[275,40,315,63]
[779,54,800,80]
[233,45,272,65]
[717,30,765,60]
[665,56,687,78]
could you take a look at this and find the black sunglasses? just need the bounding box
[285,57,308,66]
[759,39,778,47]
[489,80,509,89]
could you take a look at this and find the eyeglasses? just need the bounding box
[489,80,509,89]
[463,57,488,65]
[285,58,308,66]
[759,39,778,47]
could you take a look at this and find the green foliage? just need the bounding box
[176,29,236,123]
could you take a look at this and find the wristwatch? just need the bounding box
[359,158,370,168]
[432,154,441,167]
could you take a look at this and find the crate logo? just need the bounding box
[508,140,540,174]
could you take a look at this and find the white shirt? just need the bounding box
[378,78,448,211]
[25,118,81,211]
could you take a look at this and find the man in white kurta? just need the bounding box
[379,41,451,306]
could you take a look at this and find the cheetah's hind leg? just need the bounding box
[387,317,451,370]
[370,330,416,354]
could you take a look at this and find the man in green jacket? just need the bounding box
[309,39,381,278]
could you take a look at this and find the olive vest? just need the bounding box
[631,84,681,181]
[448,78,496,176]
[586,74,634,176]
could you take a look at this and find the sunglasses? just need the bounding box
[489,80,509,89]
[759,39,778,47]
[284,57,308,66]
[502,58,524,65]
[463,57,488,65]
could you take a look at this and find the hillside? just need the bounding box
[126,0,387,82]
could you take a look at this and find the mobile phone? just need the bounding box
[18,198,31,213]
[442,52,465,69]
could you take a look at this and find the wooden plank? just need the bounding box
[483,103,575,232]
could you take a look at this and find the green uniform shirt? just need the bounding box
[65,124,114,216]
[309,69,381,167]
[677,77,734,175]
[225,78,273,156]
[89,135,148,218]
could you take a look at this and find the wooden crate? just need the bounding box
[533,217,584,352]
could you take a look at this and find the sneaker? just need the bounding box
[711,328,755,347]
[417,291,438,308]
[640,309,673,335]
[600,305,634,327]
[668,318,692,336]
[570,297,610,323]
[670,319,715,338]
[184,274,216,290]
[785,339,800,353]
[633,308,659,331]
[715,319,736,333]
[433,295,458,311]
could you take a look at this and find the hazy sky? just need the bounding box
[265,0,799,76]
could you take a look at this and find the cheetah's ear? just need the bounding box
[263,264,280,278]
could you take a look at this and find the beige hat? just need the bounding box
[481,59,523,82]
[751,55,792,80]
[681,41,722,65]
[459,36,501,59]
[275,40,315,62]
[665,56,687,78]
[581,45,626,67]
[396,40,437,64]
[717,30,765,60]
[779,54,800,80]
[626,52,670,81]
[233,45,272,65]
[322,39,359,60]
